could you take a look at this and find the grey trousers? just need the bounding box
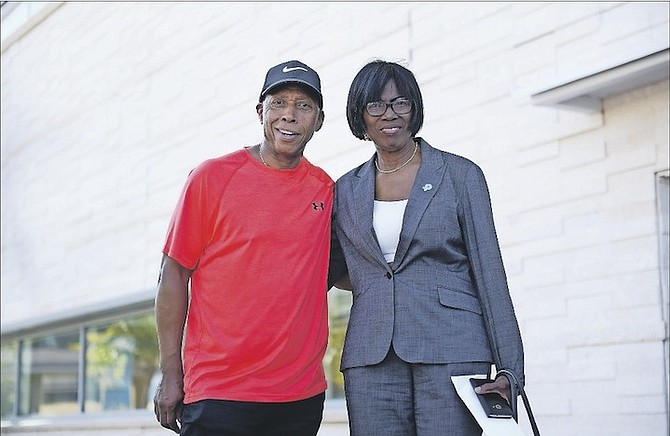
[343,346,489,436]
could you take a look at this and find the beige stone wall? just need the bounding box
[2,2,668,435]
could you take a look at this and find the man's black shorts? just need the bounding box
[179,392,325,436]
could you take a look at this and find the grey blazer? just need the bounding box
[329,138,524,385]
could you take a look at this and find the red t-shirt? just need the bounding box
[163,148,334,403]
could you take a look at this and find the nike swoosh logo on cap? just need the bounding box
[283,66,308,73]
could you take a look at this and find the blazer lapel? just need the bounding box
[391,139,446,269]
[349,155,391,269]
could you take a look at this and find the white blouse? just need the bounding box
[373,199,408,263]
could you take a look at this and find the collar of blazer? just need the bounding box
[348,138,447,271]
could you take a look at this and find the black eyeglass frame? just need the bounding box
[365,98,413,117]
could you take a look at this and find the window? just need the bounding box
[1,309,159,419]
[85,314,158,412]
[19,330,80,416]
[1,340,18,417]
[1,291,352,420]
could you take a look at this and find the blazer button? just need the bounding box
[386,272,392,279]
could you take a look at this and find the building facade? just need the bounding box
[1,2,668,435]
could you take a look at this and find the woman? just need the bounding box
[328,60,525,435]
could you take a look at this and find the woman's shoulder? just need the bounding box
[443,150,478,169]
[335,158,372,184]
[420,138,481,174]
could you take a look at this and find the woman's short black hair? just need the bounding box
[346,60,424,140]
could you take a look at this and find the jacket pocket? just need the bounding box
[437,286,482,315]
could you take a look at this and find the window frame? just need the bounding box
[655,170,670,414]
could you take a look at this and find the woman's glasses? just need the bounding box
[365,98,412,117]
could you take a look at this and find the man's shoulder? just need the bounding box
[302,158,335,187]
[190,148,249,179]
[196,148,248,170]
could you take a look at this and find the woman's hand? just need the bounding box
[474,375,511,404]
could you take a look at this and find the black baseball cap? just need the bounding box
[259,60,323,108]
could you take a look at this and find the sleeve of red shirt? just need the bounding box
[163,162,219,270]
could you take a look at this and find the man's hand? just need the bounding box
[153,371,185,433]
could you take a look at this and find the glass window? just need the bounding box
[324,287,352,399]
[85,313,159,412]
[1,340,18,417]
[2,301,351,419]
[19,331,80,416]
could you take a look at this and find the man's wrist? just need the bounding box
[159,359,184,377]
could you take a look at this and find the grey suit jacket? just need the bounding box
[329,138,525,385]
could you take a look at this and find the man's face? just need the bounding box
[256,85,324,161]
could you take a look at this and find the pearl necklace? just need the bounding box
[375,141,418,174]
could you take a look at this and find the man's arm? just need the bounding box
[153,255,191,434]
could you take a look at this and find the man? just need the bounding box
[153,60,333,436]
